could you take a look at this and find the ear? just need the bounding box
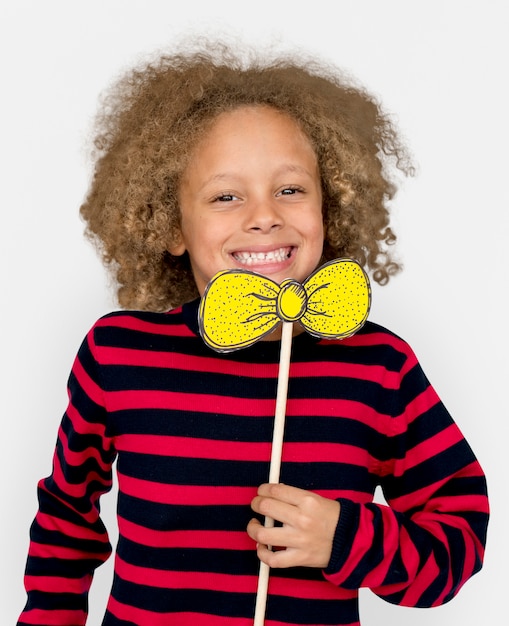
[168,230,186,256]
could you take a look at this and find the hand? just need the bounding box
[247,483,340,569]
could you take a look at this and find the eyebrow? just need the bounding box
[275,164,315,177]
[201,164,316,188]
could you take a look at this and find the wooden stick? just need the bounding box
[253,321,294,626]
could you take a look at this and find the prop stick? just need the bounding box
[198,259,371,626]
[253,320,294,626]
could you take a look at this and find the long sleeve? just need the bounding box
[17,329,116,626]
[324,345,489,607]
[17,306,489,625]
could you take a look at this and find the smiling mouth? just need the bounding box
[232,247,293,265]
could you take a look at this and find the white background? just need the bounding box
[1,1,507,624]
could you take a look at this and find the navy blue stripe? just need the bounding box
[117,453,377,492]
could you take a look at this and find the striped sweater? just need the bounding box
[18,299,488,626]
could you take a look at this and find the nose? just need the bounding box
[244,198,284,234]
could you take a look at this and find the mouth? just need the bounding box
[231,247,293,266]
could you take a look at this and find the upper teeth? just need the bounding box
[234,248,290,264]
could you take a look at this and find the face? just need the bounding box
[172,106,324,295]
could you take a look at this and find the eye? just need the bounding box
[277,186,304,196]
[212,193,239,202]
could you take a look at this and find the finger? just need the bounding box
[247,517,283,545]
[247,518,295,552]
[253,515,305,546]
[256,542,304,569]
[251,495,300,528]
[246,517,263,542]
[257,482,310,505]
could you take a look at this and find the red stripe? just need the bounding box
[359,506,402,584]
[36,511,109,543]
[115,555,257,592]
[17,608,87,625]
[426,492,489,516]
[388,386,441,434]
[72,341,105,406]
[388,477,455,512]
[105,388,275,413]
[404,385,441,422]
[338,501,376,583]
[115,434,377,466]
[65,400,109,441]
[292,361,401,387]
[402,552,442,606]
[118,473,257,505]
[388,461,485,512]
[107,597,251,626]
[339,330,411,351]
[395,523,421,580]
[105,390,392,427]
[96,344,402,388]
[37,479,105,526]
[95,312,411,353]
[95,310,193,337]
[317,488,374,502]
[399,513,484,599]
[115,434,271,460]
[23,573,92,594]
[28,540,108,561]
[107,598,360,626]
[51,452,111,500]
[57,423,112,473]
[114,554,357,600]
[336,331,418,379]
[98,345,279,376]
[393,423,464,474]
[118,516,253,549]
[118,473,374,505]
[367,525,421,595]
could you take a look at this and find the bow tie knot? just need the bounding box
[276,279,308,322]
[199,258,371,352]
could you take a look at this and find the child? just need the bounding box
[18,42,488,626]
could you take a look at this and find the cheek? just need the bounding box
[180,214,210,249]
[184,222,228,266]
[311,213,325,245]
[313,222,326,263]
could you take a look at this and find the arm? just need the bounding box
[249,357,488,607]
[325,378,489,607]
[18,328,116,626]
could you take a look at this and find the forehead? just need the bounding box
[188,105,318,167]
[202,104,308,140]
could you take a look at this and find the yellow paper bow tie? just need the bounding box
[198,258,371,352]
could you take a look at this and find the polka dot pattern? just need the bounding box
[198,259,371,352]
[302,259,371,338]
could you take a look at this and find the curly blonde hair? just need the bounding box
[80,42,413,311]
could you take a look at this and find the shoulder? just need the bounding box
[319,320,420,374]
[342,320,415,353]
[84,306,196,350]
[96,307,184,324]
